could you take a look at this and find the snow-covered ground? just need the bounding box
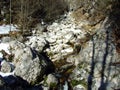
[0,72,14,77]
[0,24,18,34]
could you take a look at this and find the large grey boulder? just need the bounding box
[70,21,120,90]
[14,56,44,85]
[9,41,54,85]
[14,50,52,85]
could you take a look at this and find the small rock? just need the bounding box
[1,37,11,43]
[64,31,74,43]
[12,43,54,85]
[26,36,47,52]
[46,74,58,87]
[42,86,49,90]
[73,85,85,90]
[61,47,74,55]
[9,41,26,52]
[35,23,45,34]
[1,61,12,73]
[14,56,45,85]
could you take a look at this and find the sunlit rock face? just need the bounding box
[0,0,119,90]
[1,61,12,73]
[25,36,47,53]
[43,8,120,89]
[69,20,120,89]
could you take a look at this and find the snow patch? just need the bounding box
[63,81,68,90]
[0,25,18,34]
[0,43,10,58]
[0,72,14,77]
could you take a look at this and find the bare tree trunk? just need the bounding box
[10,0,11,31]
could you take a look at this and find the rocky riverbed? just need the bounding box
[0,3,120,90]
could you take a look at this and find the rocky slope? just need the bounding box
[0,0,120,90]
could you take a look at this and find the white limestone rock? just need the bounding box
[45,13,86,62]
[1,61,12,73]
[9,41,54,85]
[46,74,58,87]
[26,36,47,52]
[73,85,85,90]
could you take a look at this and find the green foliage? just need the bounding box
[71,80,81,86]
[71,79,87,88]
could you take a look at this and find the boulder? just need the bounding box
[46,74,58,87]
[9,41,54,85]
[1,61,12,73]
[73,85,85,90]
[26,36,47,52]
[14,56,45,85]
[1,37,11,43]
[14,50,52,85]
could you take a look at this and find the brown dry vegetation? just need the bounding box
[0,0,68,30]
[71,0,112,24]
[0,0,114,31]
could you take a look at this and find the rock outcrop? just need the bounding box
[42,9,120,90]
[69,20,120,89]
